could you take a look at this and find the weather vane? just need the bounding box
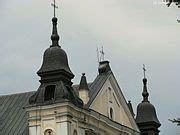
[143,64,146,78]
[51,0,58,17]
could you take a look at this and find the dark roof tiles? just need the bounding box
[0,92,34,135]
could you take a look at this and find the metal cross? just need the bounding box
[143,64,146,78]
[51,0,58,17]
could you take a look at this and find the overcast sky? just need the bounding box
[0,0,180,134]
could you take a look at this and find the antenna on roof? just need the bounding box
[100,46,105,62]
[97,47,100,63]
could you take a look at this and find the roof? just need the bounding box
[0,92,34,135]
[136,102,161,126]
[0,71,111,135]
[73,72,111,107]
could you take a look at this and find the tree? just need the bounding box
[165,0,180,21]
[166,0,180,7]
[169,118,180,126]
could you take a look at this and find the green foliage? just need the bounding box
[165,0,180,7]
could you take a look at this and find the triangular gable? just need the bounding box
[86,71,111,107]
[89,72,139,131]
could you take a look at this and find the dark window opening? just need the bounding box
[44,129,53,135]
[108,87,112,103]
[110,107,114,120]
[44,85,55,101]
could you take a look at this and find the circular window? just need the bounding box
[44,129,53,135]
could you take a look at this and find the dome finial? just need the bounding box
[143,64,146,79]
[50,0,60,47]
[142,64,149,102]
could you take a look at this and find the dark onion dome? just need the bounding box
[136,102,160,125]
[37,45,74,78]
[136,77,161,128]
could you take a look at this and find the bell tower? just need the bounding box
[29,0,83,108]
[26,1,83,134]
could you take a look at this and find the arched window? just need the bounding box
[73,130,78,135]
[44,85,55,101]
[44,129,53,135]
[110,107,114,120]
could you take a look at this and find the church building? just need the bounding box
[0,2,161,135]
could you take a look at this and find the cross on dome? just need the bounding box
[51,0,58,17]
[143,64,146,78]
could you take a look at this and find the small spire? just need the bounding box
[50,17,60,47]
[50,0,60,47]
[79,73,89,90]
[127,100,135,117]
[142,64,149,102]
